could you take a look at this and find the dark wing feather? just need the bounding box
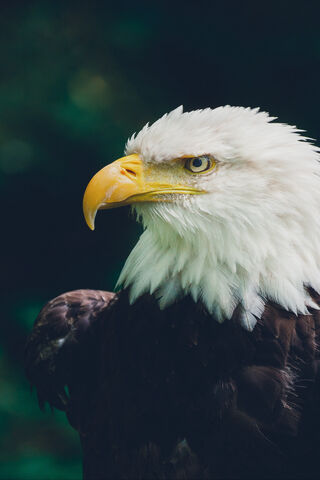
[25,289,115,413]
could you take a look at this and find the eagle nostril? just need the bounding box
[122,168,137,178]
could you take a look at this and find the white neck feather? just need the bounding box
[117,196,320,331]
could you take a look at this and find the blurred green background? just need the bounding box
[1,1,320,478]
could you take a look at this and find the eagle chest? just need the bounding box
[76,296,313,478]
[95,296,277,445]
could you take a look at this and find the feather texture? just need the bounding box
[119,106,320,325]
[25,288,320,478]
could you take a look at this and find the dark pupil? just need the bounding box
[192,157,203,168]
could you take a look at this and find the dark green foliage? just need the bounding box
[1,1,320,478]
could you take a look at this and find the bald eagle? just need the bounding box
[26,106,320,479]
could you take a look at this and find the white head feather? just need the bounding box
[117,105,320,330]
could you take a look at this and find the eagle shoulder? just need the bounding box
[25,289,115,412]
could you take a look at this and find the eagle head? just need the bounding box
[83,106,320,330]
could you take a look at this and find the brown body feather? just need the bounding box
[25,289,320,479]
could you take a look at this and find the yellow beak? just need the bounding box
[83,154,202,230]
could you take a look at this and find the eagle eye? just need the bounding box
[184,155,215,173]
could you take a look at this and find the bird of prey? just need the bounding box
[26,106,320,479]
